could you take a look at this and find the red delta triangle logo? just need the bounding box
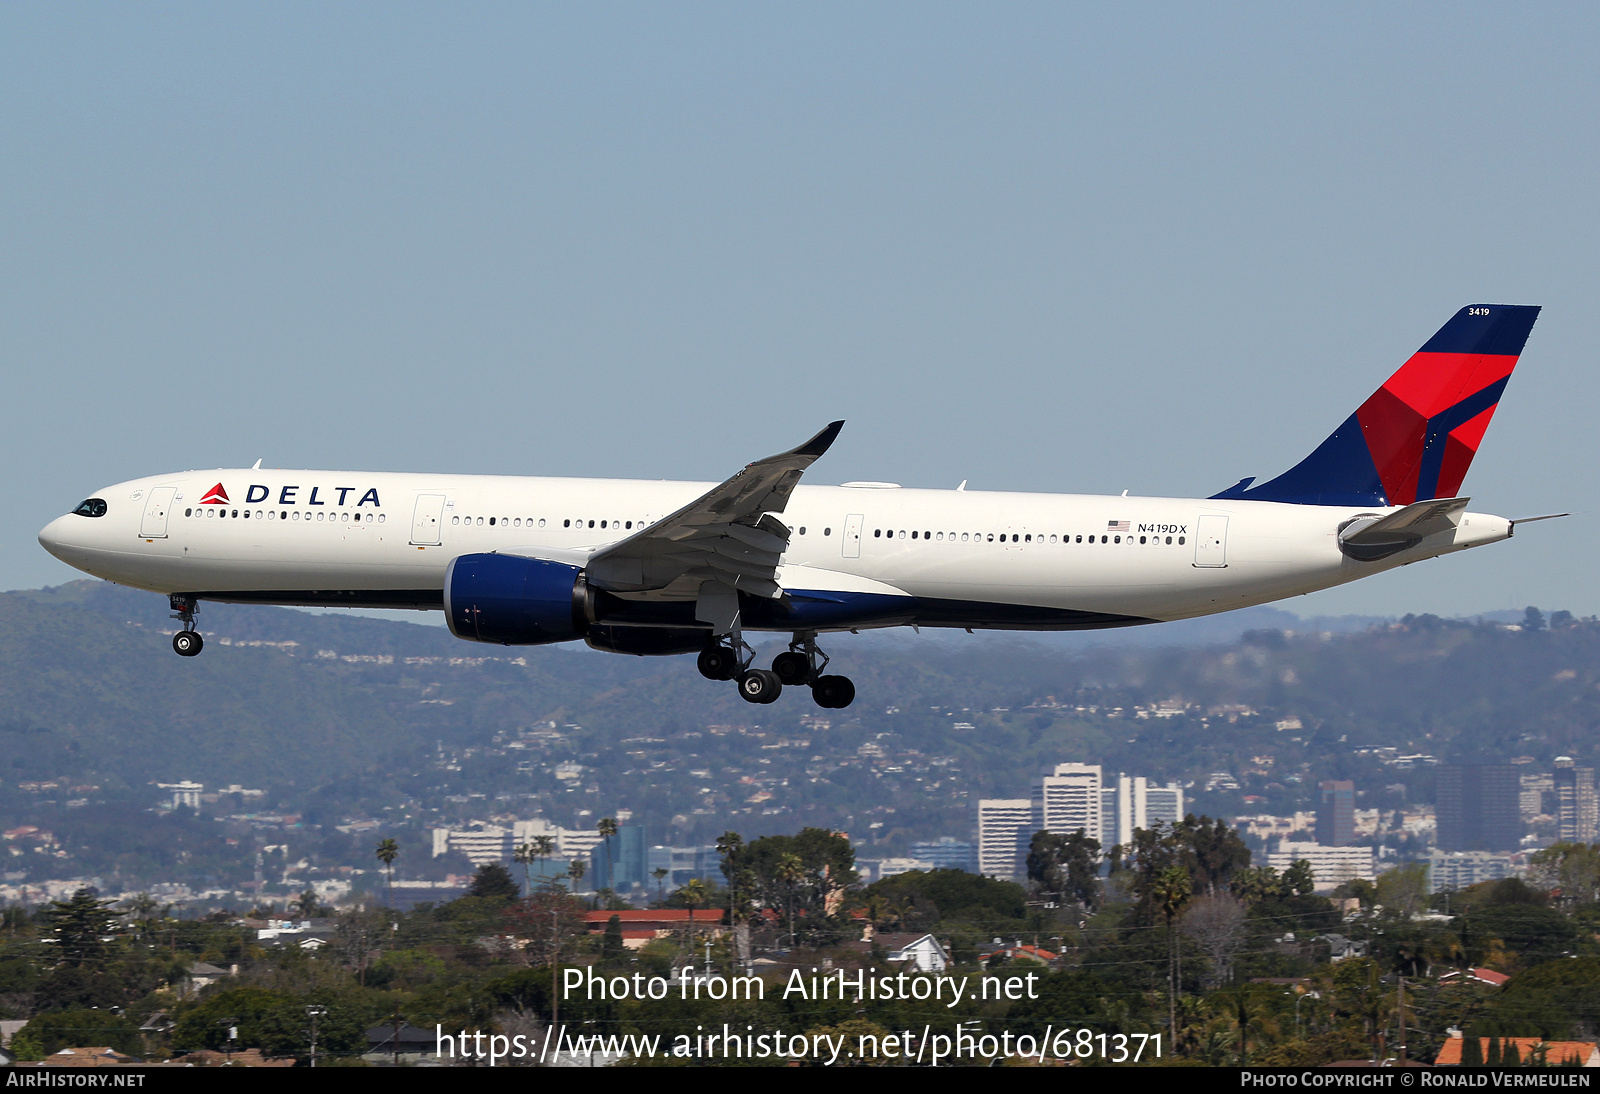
[199,484,230,505]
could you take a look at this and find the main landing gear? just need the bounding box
[698,632,854,708]
[170,594,204,657]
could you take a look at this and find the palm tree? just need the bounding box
[568,858,587,895]
[1153,863,1193,1038]
[652,868,670,905]
[375,839,399,906]
[678,878,710,957]
[513,843,535,897]
[597,817,619,892]
[532,835,556,888]
[776,853,806,951]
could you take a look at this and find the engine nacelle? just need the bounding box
[584,624,710,657]
[444,553,589,645]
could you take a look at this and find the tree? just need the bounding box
[374,838,399,906]
[44,888,119,968]
[291,889,324,919]
[652,867,670,905]
[501,886,588,966]
[1375,863,1429,920]
[1027,828,1101,913]
[597,817,619,891]
[1153,864,1193,1036]
[532,835,557,887]
[723,828,857,948]
[513,843,536,896]
[567,858,587,895]
[601,914,625,960]
[775,853,806,951]
[717,831,753,968]
[1528,843,1600,908]
[467,862,521,901]
[678,879,710,956]
[1182,894,1247,988]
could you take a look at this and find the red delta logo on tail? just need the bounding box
[199,483,230,505]
[1212,305,1541,508]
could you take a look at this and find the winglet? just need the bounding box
[791,420,845,460]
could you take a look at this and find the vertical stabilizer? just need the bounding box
[1212,305,1540,506]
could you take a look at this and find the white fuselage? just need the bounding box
[38,468,1513,633]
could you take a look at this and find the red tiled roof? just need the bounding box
[585,909,724,926]
[1435,1037,1598,1066]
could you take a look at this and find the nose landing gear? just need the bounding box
[170,594,204,657]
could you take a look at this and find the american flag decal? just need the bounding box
[1107,520,1130,533]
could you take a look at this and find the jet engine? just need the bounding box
[443,553,590,645]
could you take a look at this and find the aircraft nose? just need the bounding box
[38,515,75,562]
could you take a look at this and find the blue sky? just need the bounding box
[4,3,1597,618]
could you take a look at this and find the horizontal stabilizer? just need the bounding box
[1338,497,1468,562]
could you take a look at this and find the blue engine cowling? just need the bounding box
[444,553,589,645]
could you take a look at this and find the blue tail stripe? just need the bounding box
[1412,375,1510,501]
[1418,305,1541,356]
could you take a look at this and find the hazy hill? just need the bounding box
[0,581,1594,852]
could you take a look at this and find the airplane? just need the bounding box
[39,304,1548,710]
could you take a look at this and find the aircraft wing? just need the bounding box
[584,421,844,602]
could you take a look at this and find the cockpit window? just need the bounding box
[72,498,107,518]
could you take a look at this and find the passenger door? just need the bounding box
[842,514,863,559]
[1194,514,1229,567]
[411,494,446,545]
[138,488,176,538]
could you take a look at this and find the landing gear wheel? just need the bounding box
[698,645,737,681]
[173,631,204,657]
[811,675,855,709]
[737,669,782,705]
[771,651,812,686]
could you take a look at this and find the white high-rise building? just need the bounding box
[1145,783,1185,827]
[976,799,1034,881]
[1099,775,1185,850]
[1033,763,1102,843]
[1268,842,1374,892]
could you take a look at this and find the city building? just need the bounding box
[908,837,976,872]
[1268,841,1373,892]
[1428,851,1518,893]
[1316,781,1355,846]
[1521,772,1555,822]
[430,818,606,870]
[1032,764,1101,842]
[1554,758,1599,842]
[158,781,204,811]
[861,857,935,883]
[1436,765,1521,852]
[589,825,647,892]
[976,799,1034,881]
[1100,775,1185,849]
[646,844,723,888]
